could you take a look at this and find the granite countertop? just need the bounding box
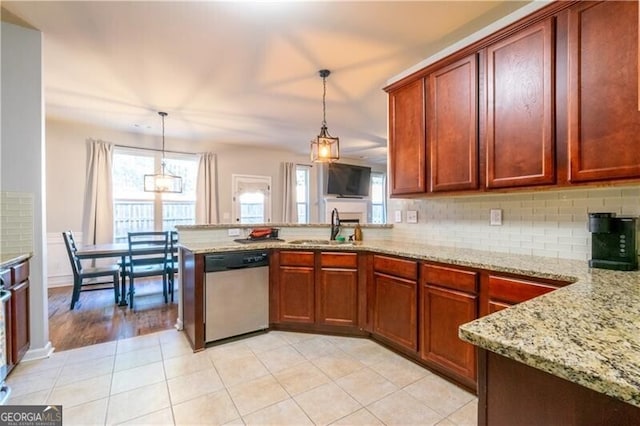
[181,238,640,407]
[0,253,32,270]
[177,223,393,230]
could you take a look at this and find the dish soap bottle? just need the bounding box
[354,224,363,241]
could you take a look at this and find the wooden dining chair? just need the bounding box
[62,231,120,310]
[166,231,179,303]
[124,231,170,309]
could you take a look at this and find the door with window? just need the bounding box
[232,175,272,224]
[112,149,198,242]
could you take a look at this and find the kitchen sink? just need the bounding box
[287,239,354,246]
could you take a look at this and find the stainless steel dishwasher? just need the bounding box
[204,250,269,343]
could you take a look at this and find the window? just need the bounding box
[370,172,387,224]
[296,165,310,224]
[232,174,272,224]
[112,149,198,242]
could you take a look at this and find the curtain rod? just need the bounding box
[114,144,196,156]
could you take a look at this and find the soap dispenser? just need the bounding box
[354,224,363,241]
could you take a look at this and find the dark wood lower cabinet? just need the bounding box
[0,258,31,372]
[317,268,358,327]
[279,265,315,324]
[10,279,30,365]
[478,349,640,426]
[421,285,477,387]
[373,272,417,352]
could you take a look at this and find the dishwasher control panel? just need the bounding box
[205,250,269,272]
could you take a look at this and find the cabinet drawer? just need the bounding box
[488,275,558,304]
[373,255,417,281]
[279,251,314,267]
[11,261,29,285]
[0,269,11,287]
[321,252,357,269]
[422,264,477,293]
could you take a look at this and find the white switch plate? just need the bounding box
[406,210,418,223]
[490,208,503,226]
[228,228,241,237]
[394,210,402,223]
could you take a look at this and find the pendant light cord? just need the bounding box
[322,75,327,127]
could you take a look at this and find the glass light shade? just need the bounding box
[310,127,340,163]
[144,171,183,193]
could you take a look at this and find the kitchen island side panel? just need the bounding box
[180,248,205,351]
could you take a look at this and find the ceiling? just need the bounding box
[2,1,530,164]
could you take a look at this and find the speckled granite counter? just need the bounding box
[181,238,640,407]
[0,253,32,270]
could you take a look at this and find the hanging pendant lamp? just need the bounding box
[310,69,340,163]
[144,111,183,193]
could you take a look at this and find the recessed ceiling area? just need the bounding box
[2,1,531,163]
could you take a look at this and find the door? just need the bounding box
[317,268,358,327]
[429,54,479,192]
[567,1,640,182]
[373,272,417,351]
[388,79,426,195]
[232,174,272,223]
[486,19,555,188]
[421,284,477,382]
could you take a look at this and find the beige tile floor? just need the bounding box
[7,330,478,425]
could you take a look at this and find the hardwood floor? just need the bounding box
[48,277,178,351]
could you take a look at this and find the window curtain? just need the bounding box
[82,139,114,244]
[281,162,297,223]
[196,152,218,224]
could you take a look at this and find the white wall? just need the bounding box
[389,185,640,261]
[1,22,52,359]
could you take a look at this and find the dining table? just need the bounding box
[75,243,170,306]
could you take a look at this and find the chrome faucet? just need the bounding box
[330,208,340,240]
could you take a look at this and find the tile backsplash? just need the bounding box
[0,191,34,257]
[388,186,640,261]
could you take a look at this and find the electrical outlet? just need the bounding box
[228,228,241,237]
[394,210,402,223]
[490,209,503,226]
[407,210,418,223]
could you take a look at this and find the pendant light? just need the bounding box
[144,111,183,193]
[310,69,340,162]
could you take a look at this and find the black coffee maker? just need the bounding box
[588,213,638,271]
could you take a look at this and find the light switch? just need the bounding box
[228,228,241,237]
[394,210,402,223]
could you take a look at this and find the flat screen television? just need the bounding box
[327,163,371,197]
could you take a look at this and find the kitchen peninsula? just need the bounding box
[178,223,640,422]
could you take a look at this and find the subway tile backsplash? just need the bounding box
[388,186,640,261]
[0,191,34,257]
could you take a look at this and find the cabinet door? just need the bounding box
[486,19,555,188]
[421,285,477,383]
[278,266,315,324]
[373,273,417,351]
[317,268,358,327]
[388,79,426,195]
[429,54,479,192]
[567,1,640,182]
[10,279,30,364]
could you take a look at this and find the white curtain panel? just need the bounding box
[281,162,297,223]
[196,152,219,224]
[82,139,114,244]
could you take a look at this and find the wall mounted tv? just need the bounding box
[326,163,371,197]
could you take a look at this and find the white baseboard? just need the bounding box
[48,276,73,288]
[22,341,54,362]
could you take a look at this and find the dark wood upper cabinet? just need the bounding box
[428,54,479,192]
[485,18,555,188]
[567,1,640,182]
[388,79,426,195]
